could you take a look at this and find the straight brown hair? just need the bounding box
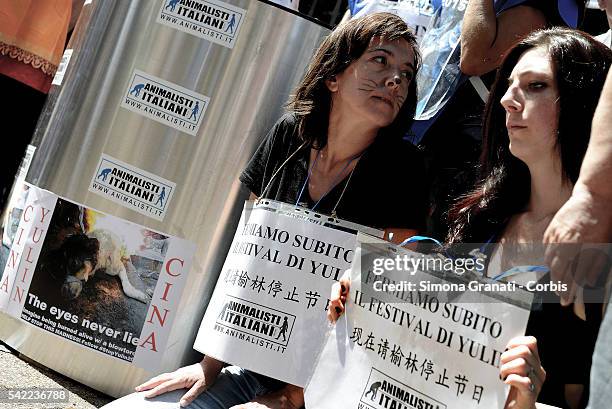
[287,12,420,149]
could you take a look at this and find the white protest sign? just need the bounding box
[305,234,532,409]
[195,200,381,387]
[353,1,434,41]
[0,184,195,372]
[0,186,56,314]
[1,147,37,250]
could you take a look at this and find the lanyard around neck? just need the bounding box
[295,149,362,214]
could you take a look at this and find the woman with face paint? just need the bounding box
[238,12,427,245]
[109,13,428,409]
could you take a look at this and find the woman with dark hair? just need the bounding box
[106,12,428,409]
[448,28,612,244]
[330,27,611,409]
[240,12,425,239]
[447,27,612,409]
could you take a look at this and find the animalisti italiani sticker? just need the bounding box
[157,0,246,49]
[121,70,210,136]
[89,154,176,221]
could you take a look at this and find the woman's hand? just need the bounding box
[327,276,350,323]
[135,356,224,407]
[501,336,546,409]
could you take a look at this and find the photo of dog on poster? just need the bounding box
[23,198,168,350]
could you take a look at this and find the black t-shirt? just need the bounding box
[239,113,428,390]
[478,231,600,409]
[240,113,428,231]
[525,302,600,408]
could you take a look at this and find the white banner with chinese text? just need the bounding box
[305,234,531,409]
[194,200,381,387]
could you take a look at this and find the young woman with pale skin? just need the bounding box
[330,28,612,409]
[103,13,429,409]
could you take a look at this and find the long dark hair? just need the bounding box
[447,28,612,243]
[287,12,420,149]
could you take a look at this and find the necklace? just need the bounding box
[295,149,362,215]
[259,141,308,200]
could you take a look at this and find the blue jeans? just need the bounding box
[102,366,270,409]
[587,301,612,409]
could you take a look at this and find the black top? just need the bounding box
[240,113,428,231]
[525,301,600,408]
[239,113,429,390]
[480,232,600,409]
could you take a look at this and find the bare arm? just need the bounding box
[544,69,612,305]
[575,70,612,203]
[460,1,546,76]
[135,355,225,407]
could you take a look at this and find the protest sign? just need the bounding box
[305,234,532,409]
[1,145,36,255]
[194,200,381,387]
[0,183,195,372]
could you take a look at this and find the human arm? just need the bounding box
[544,69,612,305]
[460,1,546,76]
[501,336,546,409]
[135,355,225,407]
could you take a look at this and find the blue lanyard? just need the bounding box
[399,235,442,247]
[478,235,549,280]
[398,235,549,282]
[491,265,549,282]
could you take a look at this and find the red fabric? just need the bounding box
[0,54,52,93]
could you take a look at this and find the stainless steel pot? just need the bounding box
[0,0,328,398]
